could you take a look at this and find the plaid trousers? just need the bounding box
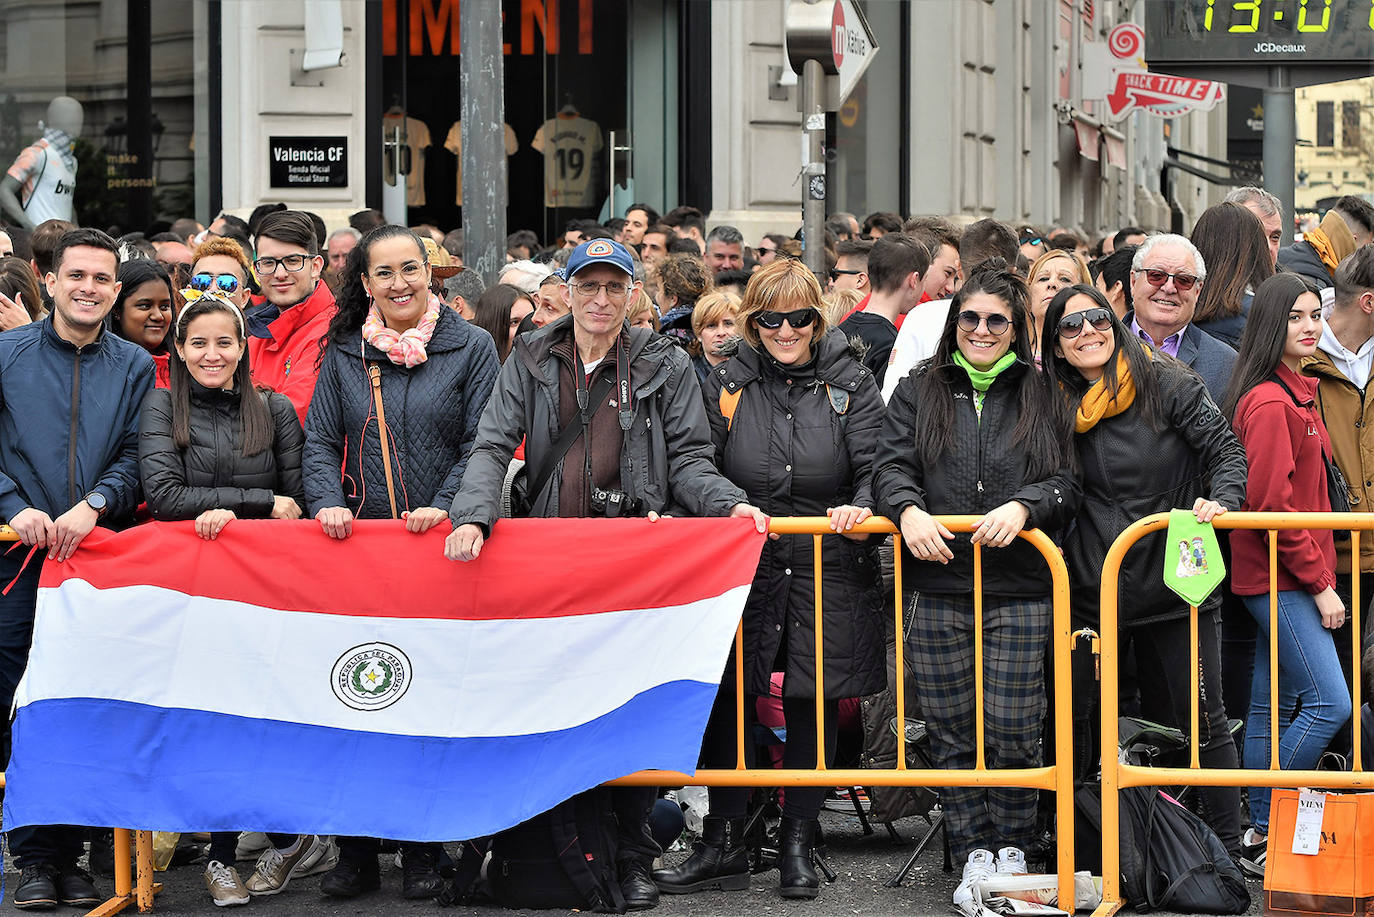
[907,592,1051,860]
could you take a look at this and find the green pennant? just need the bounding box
[1161,509,1226,606]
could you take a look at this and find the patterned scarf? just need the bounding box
[42,126,77,174]
[362,293,442,368]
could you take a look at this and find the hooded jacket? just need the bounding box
[702,329,886,699]
[449,313,746,530]
[1277,210,1358,290]
[247,281,336,426]
[0,317,153,524]
[304,304,499,519]
[1303,346,1374,573]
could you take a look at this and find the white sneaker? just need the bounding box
[235,831,271,861]
[204,860,250,907]
[995,846,1027,874]
[294,835,339,877]
[953,849,997,916]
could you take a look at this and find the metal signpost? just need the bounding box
[1144,0,1374,231]
[784,0,878,276]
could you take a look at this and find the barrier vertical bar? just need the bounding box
[113,828,132,899]
[735,621,746,770]
[1189,604,1201,770]
[893,536,907,770]
[1043,527,1078,914]
[1354,531,1363,771]
[973,542,986,770]
[135,830,155,911]
[1269,534,1280,771]
[813,533,826,770]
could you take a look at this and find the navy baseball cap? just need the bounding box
[565,238,635,279]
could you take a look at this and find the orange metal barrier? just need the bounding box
[1093,512,1374,917]
[0,527,159,915]
[612,515,1079,909]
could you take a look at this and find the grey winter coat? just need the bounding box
[449,314,746,530]
[304,306,500,519]
[702,330,886,700]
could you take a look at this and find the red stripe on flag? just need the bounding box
[39,518,766,621]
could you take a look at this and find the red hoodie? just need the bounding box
[246,282,336,426]
[1230,363,1337,595]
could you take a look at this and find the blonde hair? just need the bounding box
[1028,248,1092,287]
[737,258,828,347]
[191,236,255,286]
[626,287,659,331]
[691,291,741,336]
[823,288,863,326]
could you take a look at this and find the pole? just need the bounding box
[460,0,508,281]
[1263,66,1296,241]
[801,58,826,278]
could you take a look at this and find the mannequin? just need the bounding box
[1,96,83,229]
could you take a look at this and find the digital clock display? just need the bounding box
[1145,0,1374,64]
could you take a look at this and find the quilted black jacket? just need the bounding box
[303,306,500,519]
[138,383,304,519]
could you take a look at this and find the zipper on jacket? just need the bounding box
[975,391,985,495]
[68,348,82,507]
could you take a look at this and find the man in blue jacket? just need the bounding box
[0,227,153,909]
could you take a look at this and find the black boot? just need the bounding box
[619,859,660,910]
[652,816,750,894]
[778,816,819,900]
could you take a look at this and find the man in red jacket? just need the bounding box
[246,210,336,424]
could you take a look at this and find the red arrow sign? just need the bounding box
[1106,70,1223,119]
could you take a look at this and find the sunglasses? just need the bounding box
[753,308,819,330]
[829,268,864,281]
[957,310,1010,335]
[1019,235,1044,247]
[1139,268,1200,292]
[1056,307,1114,339]
[188,272,241,294]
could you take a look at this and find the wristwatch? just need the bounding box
[84,491,107,518]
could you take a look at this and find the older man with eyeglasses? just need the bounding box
[1127,233,1236,401]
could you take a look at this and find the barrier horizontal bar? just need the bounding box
[609,767,1061,790]
[1118,764,1374,790]
[0,526,15,540]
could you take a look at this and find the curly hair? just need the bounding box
[656,253,713,308]
[191,236,258,294]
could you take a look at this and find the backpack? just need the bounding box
[487,788,626,913]
[1076,783,1248,914]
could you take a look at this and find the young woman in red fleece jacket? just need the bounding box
[1222,272,1352,872]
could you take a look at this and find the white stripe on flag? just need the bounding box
[20,579,747,739]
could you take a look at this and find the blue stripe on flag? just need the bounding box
[5,679,719,841]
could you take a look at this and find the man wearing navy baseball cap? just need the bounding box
[447,238,767,910]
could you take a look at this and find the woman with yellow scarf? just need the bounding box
[1041,284,1250,863]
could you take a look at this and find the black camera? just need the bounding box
[590,486,637,518]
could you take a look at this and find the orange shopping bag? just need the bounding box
[1264,789,1374,917]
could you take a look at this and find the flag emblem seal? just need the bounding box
[332,643,412,711]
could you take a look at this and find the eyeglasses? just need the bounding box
[253,254,310,274]
[571,280,631,299]
[188,272,241,295]
[957,310,1010,335]
[1056,307,1115,339]
[753,308,819,330]
[829,268,864,281]
[758,245,778,256]
[1138,268,1200,292]
[369,262,427,284]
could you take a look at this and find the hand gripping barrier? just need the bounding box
[612,515,1079,910]
[1092,511,1374,917]
[0,526,160,915]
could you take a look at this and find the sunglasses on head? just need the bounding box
[1056,307,1114,339]
[957,311,1010,335]
[1139,268,1199,292]
[753,308,819,330]
[188,272,241,294]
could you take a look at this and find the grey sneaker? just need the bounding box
[204,860,250,907]
[235,832,271,861]
[245,834,325,896]
[294,835,339,877]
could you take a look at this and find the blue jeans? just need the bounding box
[1241,591,1351,830]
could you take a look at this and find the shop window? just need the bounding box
[1317,101,1334,148]
[1342,101,1361,150]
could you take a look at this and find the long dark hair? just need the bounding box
[472,283,529,362]
[1040,283,1164,432]
[168,295,273,456]
[914,260,1071,478]
[1191,202,1274,323]
[1221,273,1321,420]
[325,224,429,353]
[110,259,173,353]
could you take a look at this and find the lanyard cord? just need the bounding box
[571,329,633,502]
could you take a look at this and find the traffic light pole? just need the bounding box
[1262,66,1296,238]
[801,58,827,277]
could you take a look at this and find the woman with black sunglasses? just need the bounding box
[1040,283,1250,861]
[872,261,1078,910]
[653,257,885,901]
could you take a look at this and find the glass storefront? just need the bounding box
[0,0,202,233]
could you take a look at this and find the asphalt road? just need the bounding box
[0,808,1266,916]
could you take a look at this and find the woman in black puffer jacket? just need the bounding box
[653,258,885,902]
[301,224,499,901]
[137,292,308,905]
[872,263,1078,903]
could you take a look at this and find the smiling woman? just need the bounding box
[110,259,174,387]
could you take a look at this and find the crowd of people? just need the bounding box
[0,189,1373,913]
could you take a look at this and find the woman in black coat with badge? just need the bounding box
[1041,283,1249,859]
[652,257,885,902]
[872,262,1079,911]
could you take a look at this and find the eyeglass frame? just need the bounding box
[252,253,313,275]
[1135,267,1201,292]
[566,278,636,300]
[1055,306,1115,340]
[956,310,1011,335]
[367,261,429,284]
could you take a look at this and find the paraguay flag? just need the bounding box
[4,517,764,840]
